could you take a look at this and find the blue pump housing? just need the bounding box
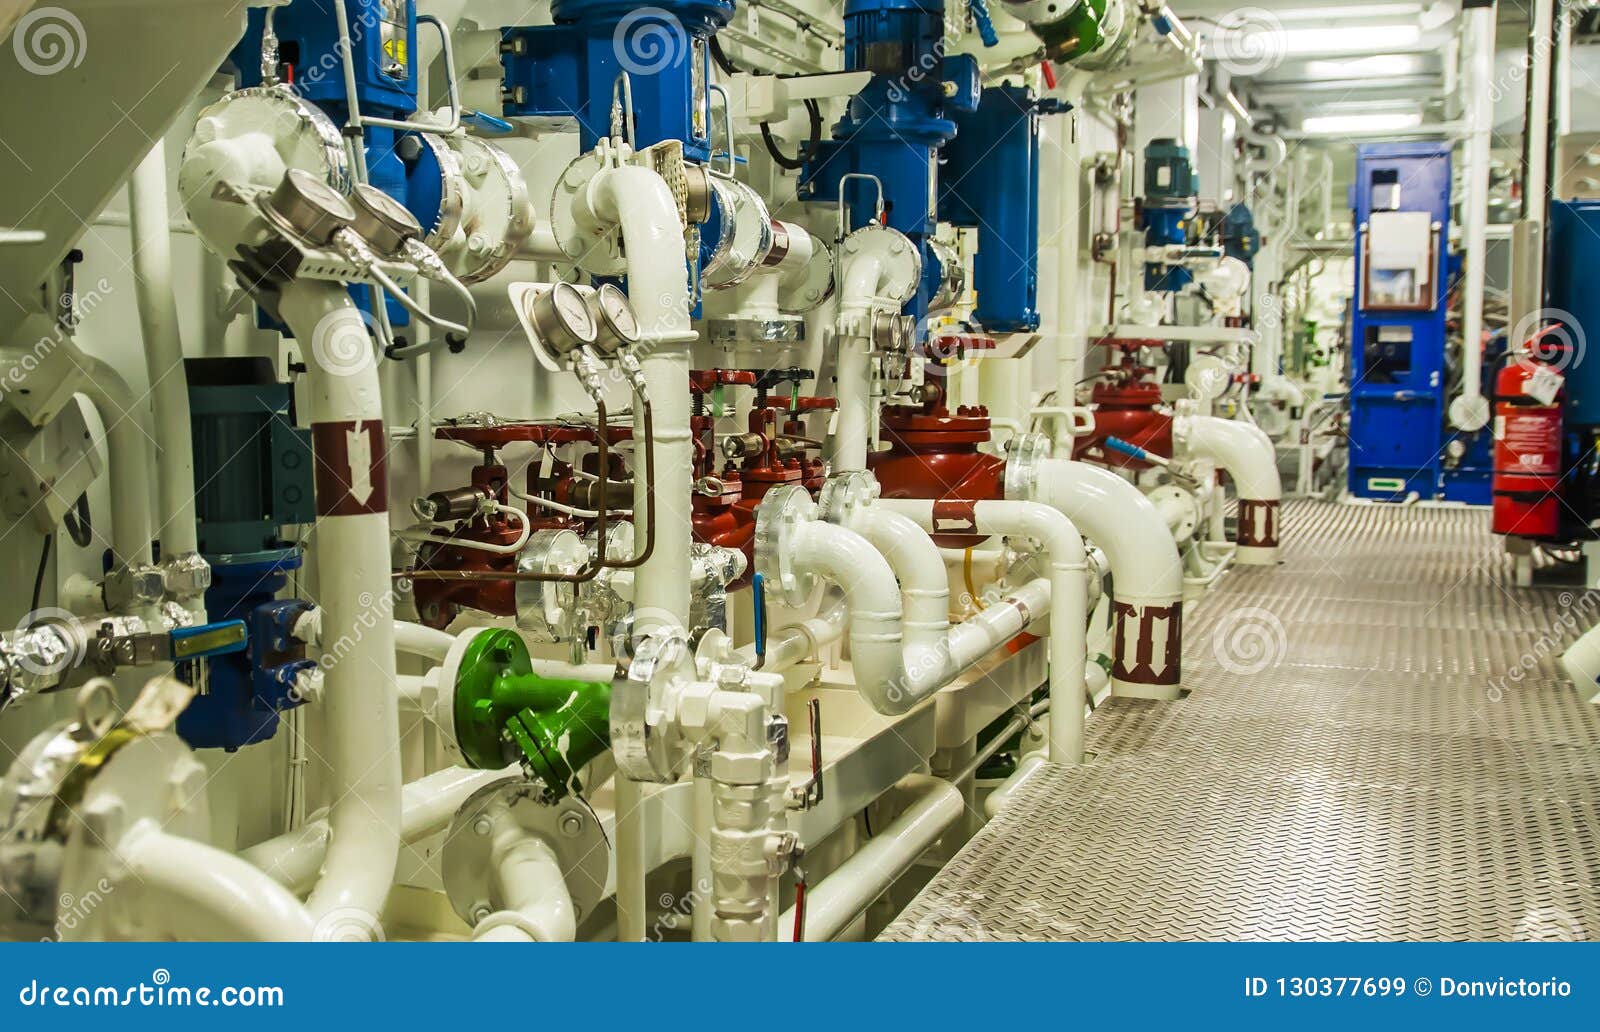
[500,0,734,162]
[940,85,1044,332]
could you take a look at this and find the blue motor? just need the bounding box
[1141,138,1198,293]
[177,358,318,751]
[941,85,1060,333]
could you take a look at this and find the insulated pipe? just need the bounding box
[1175,414,1282,565]
[789,511,1053,715]
[276,280,401,939]
[879,498,1089,762]
[116,822,315,941]
[1022,460,1184,699]
[242,766,517,893]
[129,140,200,579]
[78,357,155,569]
[1451,0,1496,433]
[777,775,961,941]
[572,163,695,942]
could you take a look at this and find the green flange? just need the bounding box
[1039,0,1108,63]
[453,629,611,800]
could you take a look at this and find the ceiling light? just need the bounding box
[1281,24,1423,55]
[1300,112,1424,135]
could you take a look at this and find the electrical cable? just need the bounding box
[31,535,51,613]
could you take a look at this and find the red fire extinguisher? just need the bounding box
[1492,356,1565,539]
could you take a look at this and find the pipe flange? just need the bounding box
[838,224,923,307]
[779,239,837,314]
[550,150,628,277]
[817,471,880,528]
[1003,432,1054,502]
[180,86,351,257]
[705,317,804,346]
[514,529,589,643]
[442,780,608,934]
[753,484,819,608]
[434,135,533,284]
[414,131,467,251]
[928,237,966,311]
[611,631,698,783]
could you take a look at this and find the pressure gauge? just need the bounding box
[585,283,641,356]
[525,281,598,356]
[267,168,356,246]
[349,183,422,257]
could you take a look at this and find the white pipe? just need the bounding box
[578,163,696,944]
[1451,0,1495,432]
[276,280,401,939]
[833,244,888,473]
[983,752,1048,818]
[393,619,453,662]
[1024,460,1184,699]
[1175,414,1282,565]
[242,766,516,893]
[1560,623,1600,706]
[734,591,848,672]
[129,140,200,576]
[791,511,1052,715]
[116,822,314,941]
[879,499,1089,762]
[78,357,155,568]
[777,775,961,941]
[473,825,577,943]
[582,164,693,639]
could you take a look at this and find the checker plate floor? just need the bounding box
[881,501,1600,941]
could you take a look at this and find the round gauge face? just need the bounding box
[549,283,598,342]
[355,183,422,236]
[597,284,641,344]
[286,168,352,218]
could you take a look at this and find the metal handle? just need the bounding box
[835,172,885,241]
[707,83,736,178]
[611,70,636,147]
[751,571,768,669]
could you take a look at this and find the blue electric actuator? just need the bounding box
[500,0,734,162]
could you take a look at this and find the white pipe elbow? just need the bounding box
[1176,414,1282,565]
[1025,459,1184,699]
[476,828,577,943]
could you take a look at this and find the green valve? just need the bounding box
[1039,0,1107,63]
[452,630,611,801]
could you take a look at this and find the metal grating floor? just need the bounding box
[882,501,1600,941]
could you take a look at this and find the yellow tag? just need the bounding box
[384,38,408,65]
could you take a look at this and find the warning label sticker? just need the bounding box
[312,420,389,517]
